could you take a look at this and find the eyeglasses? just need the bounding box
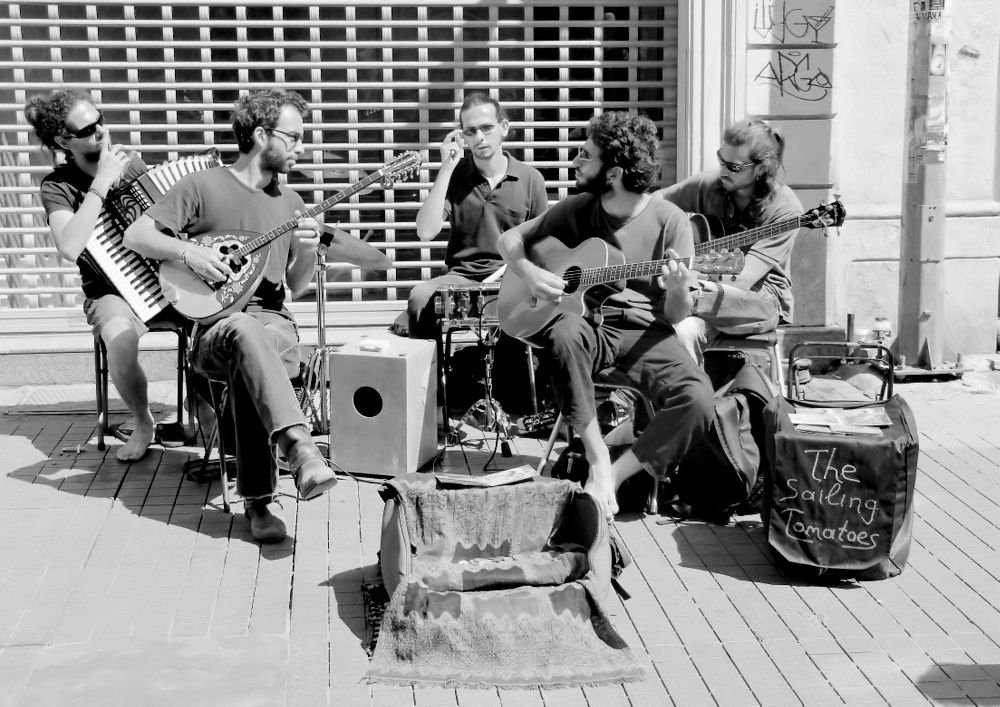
[268,128,304,145]
[64,112,105,140]
[460,123,497,138]
[716,150,756,173]
[574,144,598,164]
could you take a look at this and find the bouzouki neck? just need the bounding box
[228,171,388,259]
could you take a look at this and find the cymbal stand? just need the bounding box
[300,247,332,436]
[446,321,514,458]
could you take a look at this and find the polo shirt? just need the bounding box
[442,152,548,280]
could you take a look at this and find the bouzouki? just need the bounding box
[159,151,422,323]
[498,200,845,345]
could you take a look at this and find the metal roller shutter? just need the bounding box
[0,0,678,321]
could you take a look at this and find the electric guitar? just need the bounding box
[159,151,422,324]
[498,200,845,345]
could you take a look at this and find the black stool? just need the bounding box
[93,318,190,451]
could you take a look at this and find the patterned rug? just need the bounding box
[364,477,646,689]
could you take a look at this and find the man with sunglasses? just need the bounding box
[654,119,803,363]
[25,88,164,462]
[124,89,337,544]
[498,111,714,520]
[403,93,548,339]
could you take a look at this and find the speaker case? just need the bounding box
[327,335,437,477]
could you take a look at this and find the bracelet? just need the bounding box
[180,245,193,265]
[87,187,107,202]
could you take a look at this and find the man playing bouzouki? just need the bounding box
[124,88,337,544]
[654,119,803,363]
[497,112,714,518]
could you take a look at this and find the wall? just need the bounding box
[833,0,1000,357]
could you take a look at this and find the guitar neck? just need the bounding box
[232,170,387,258]
[695,215,804,255]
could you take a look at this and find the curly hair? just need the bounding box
[723,119,785,200]
[232,88,309,154]
[586,111,661,193]
[23,87,94,156]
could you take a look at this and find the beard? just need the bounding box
[576,166,613,195]
[260,143,293,174]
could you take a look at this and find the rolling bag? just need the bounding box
[762,342,919,580]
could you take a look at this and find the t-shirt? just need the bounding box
[516,193,693,328]
[657,170,802,322]
[443,152,548,280]
[143,166,307,310]
[39,157,146,300]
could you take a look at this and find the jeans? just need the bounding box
[190,308,307,500]
[541,314,714,478]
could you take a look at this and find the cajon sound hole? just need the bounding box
[354,386,384,418]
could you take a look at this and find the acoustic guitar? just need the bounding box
[498,200,845,345]
[159,151,421,324]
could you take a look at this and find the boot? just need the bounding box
[245,497,287,543]
[277,425,337,501]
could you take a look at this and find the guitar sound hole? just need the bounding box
[217,244,246,275]
[563,266,582,295]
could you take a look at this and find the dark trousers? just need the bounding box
[190,309,306,500]
[541,313,715,478]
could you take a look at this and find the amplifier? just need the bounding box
[327,335,437,477]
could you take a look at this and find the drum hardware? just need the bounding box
[299,226,393,436]
[436,283,514,457]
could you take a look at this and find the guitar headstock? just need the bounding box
[803,200,846,230]
[379,151,423,187]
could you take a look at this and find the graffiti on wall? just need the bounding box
[747,48,834,114]
[750,0,835,45]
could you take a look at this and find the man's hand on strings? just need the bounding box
[182,244,235,284]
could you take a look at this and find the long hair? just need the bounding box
[587,111,661,193]
[232,88,309,154]
[723,119,785,202]
[23,87,94,157]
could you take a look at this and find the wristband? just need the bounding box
[180,245,193,266]
[87,187,107,202]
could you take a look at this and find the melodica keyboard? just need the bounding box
[83,151,222,322]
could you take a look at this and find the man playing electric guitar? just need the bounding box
[124,88,337,544]
[497,112,714,518]
[654,119,803,363]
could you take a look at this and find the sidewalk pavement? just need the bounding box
[1,365,1000,706]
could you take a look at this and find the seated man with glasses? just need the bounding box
[124,88,337,544]
[26,88,163,462]
[653,118,803,363]
[402,93,548,339]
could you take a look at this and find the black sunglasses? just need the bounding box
[716,149,756,174]
[65,112,105,140]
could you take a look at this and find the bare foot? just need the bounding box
[117,419,155,462]
[584,457,619,520]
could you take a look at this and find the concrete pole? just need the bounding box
[897,0,951,370]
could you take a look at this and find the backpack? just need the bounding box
[668,351,776,522]
[550,351,776,522]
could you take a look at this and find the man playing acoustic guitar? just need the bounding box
[124,88,337,543]
[654,119,803,363]
[497,112,714,518]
